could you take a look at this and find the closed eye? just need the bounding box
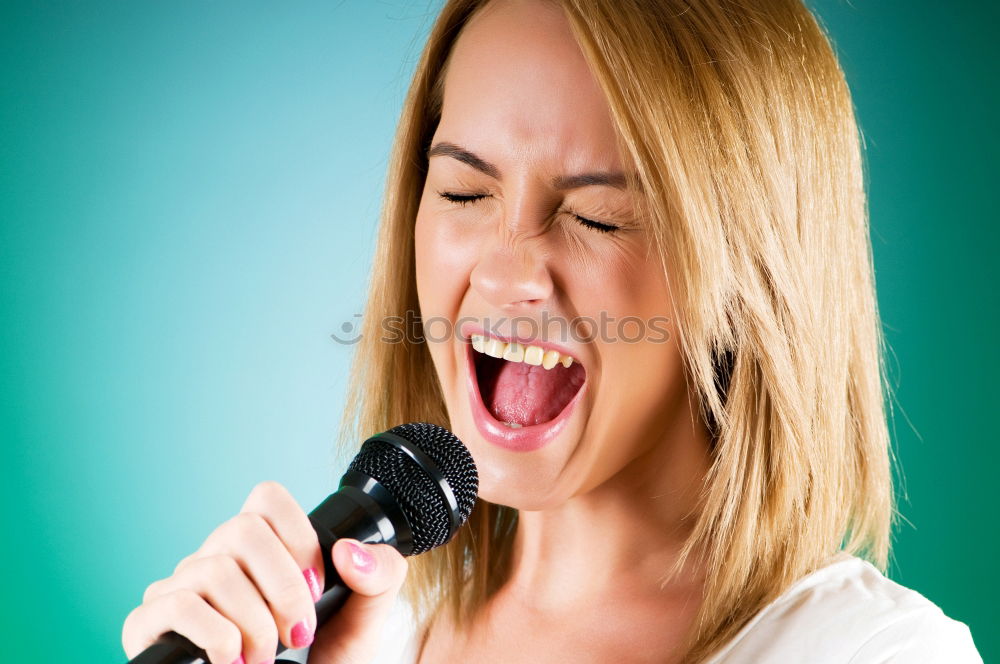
[436,191,620,234]
[438,192,485,207]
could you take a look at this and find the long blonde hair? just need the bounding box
[338,1,896,661]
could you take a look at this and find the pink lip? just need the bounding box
[464,337,587,453]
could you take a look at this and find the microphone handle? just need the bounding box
[126,478,404,664]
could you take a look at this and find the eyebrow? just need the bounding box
[426,141,637,192]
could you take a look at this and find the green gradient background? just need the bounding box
[1,1,996,660]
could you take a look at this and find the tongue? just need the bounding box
[479,356,586,427]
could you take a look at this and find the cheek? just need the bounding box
[414,208,487,353]
[565,245,671,338]
[415,211,468,313]
[577,255,681,463]
[577,332,685,494]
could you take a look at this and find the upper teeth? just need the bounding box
[470,334,574,370]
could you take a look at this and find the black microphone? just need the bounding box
[128,422,479,664]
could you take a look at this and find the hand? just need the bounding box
[122,481,409,664]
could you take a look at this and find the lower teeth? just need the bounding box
[503,421,523,429]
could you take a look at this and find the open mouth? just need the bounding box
[470,333,587,428]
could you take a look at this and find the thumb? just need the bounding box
[309,539,408,663]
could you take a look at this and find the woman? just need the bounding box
[122,0,984,662]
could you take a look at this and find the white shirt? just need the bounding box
[368,551,983,663]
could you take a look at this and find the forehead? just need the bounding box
[436,0,628,175]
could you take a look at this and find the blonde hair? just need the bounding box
[338,0,897,661]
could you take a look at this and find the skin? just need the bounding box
[414,0,712,661]
[121,1,711,663]
[122,480,409,664]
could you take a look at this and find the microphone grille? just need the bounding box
[348,422,478,554]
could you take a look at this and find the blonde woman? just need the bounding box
[122,1,984,663]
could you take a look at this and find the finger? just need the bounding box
[309,540,408,664]
[332,540,408,598]
[142,555,278,664]
[122,589,243,664]
[190,512,318,651]
[240,480,325,601]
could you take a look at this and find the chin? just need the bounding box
[446,411,586,512]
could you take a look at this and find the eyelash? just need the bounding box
[437,192,621,234]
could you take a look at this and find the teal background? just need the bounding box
[1,1,995,661]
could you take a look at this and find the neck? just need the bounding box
[503,403,712,610]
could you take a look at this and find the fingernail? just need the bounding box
[291,620,314,649]
[230,657,244,664]
[303,567,321,602]
[349,541,376,573]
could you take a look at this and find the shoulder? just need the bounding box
[706,553,983,664]
[846,603,982,663]
[368,594,422,664]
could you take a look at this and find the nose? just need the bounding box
[470,235,554,311]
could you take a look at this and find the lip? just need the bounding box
[463,332,588,453]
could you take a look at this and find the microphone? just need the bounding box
[128,422,479,664]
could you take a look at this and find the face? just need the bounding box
[415,0,692,510]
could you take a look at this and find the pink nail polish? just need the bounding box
[230,657,244,664]
[348,541,376,573]
[303,567,322,602]
[291,620,314,649]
